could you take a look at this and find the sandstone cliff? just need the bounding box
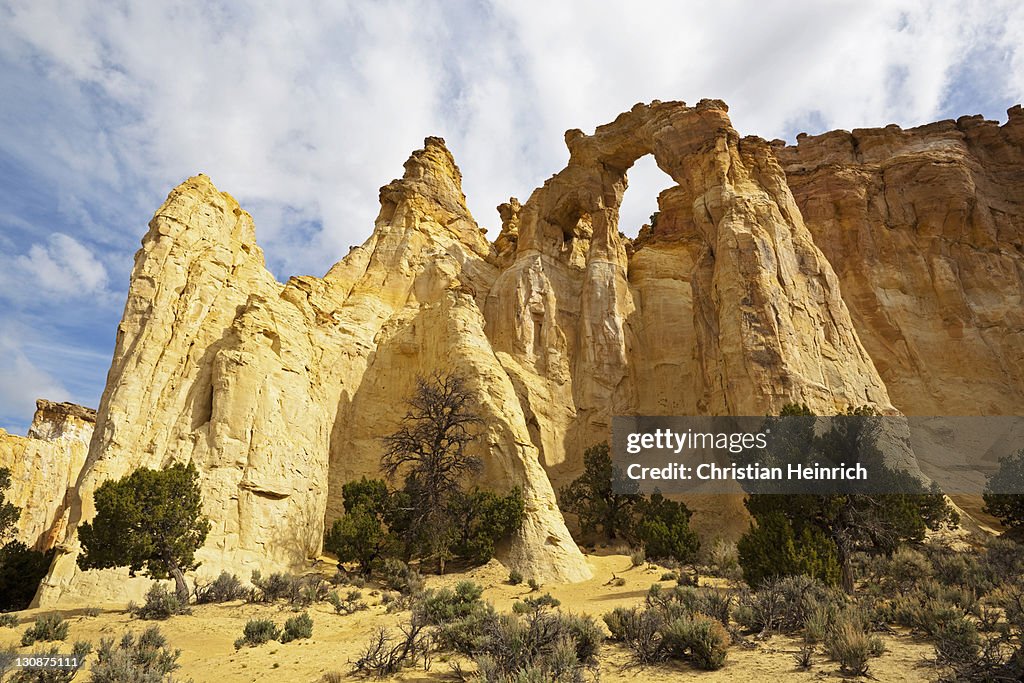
[776,106,1024,416]
[25,100,1024,606]
[0,400,94,549]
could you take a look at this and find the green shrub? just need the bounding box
[449,487,525,565]
[635,494,699,565]
[0,542,55,612]
[886,546,932,592]
[468,610,603,680]
[281,612,313,643]
[604,607,665,663]
[379,558,423,595]
[434,602,497,655]
[630,547,646,567]
[415,581,484,625]
[803,601,836,644]
[984,536,1024,581]
[0,613,17,628]
[10,641,90,683]
[507,570,523,585]
[527,578,540,592]
[194,571,245,604]
[324,478,399,576]
[933,613,981,664]
[733,574,841,634]
[91,626,181,682]
[234,619,280,649]
[737,512,840,587]
[327,589,367,615]
[512,593,561,615]
[21,615,69,646]
[661,614,729,670]
[130,583,188,620]
[249,570,298,603]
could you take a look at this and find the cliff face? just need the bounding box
[0,401,94,549]
[26,100,1024,606]
[776,106,1024,416]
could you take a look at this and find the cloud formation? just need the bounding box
[0,0,1022,431]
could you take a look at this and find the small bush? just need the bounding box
[469,610,602,680]
[659,571,677,582]
[130,583,188,620]
[10,641,91,683]
[512,593,561,614]
[92,626,181,683]
[603,607,665,664]
[824,611,882,677]
[661,614,729,670]
[933,613,981,664]
[887,546,932,592]
[706,538,740,575]
[83,607,101,618]
[379,559,423,595]
[434,602,497,655]
[0,613,17,628]
[527,578,540,592]
[794,645,814,670]
[249,570,297,603]
[507,570,523,585]
[415,581,484,624]
[327,589,367,615]
[803,601,836,644]
[21,615,69,646]
[234,619,281,649]
[984,536,1024,581]
[281,612,313,643]
[352,623,429,677]
[733,575,840,635]
[630,547,646,567]
[194,571,245,603]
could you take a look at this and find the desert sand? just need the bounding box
[2,554,939,682]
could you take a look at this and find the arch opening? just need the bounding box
[618,154,676,238]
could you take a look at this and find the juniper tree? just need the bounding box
[740,405,956,592]
[78,462,210,602]
[983,448,1024,531]
[380,372,484,573]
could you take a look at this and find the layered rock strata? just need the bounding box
[0,401,94,549]
[776,105,1024,416]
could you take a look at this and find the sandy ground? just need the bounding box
[1,554,941,682]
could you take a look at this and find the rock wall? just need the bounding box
[776,106,1024,416]
[25,100,1024,606]
[0,401,94,549]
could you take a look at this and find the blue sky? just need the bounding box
[1,0,1022,434]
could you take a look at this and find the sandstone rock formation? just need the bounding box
[776,106,1024,416]
[24,100,1023,606]
[0,400,94,549]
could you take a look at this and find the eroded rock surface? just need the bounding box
[776,106,1024,416]
[0,401,94,549]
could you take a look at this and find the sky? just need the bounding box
[1,0,1022,434]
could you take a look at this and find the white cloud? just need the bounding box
[2,1,1022,281]
[10,233,108,297]
[0,333,70,433]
